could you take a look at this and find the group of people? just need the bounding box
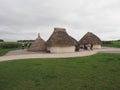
[77,44,94,51]
[83,44,93,50]
[79,44,93,50]
[75,43,94,51]
[21,43,30,49]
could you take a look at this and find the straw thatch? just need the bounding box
[28,33,46,51]
[46,28,77,47]
[79,32,101,45]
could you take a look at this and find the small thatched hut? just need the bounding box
[79,32,102,49]
[46,28,77,53]
[28,33,46,51]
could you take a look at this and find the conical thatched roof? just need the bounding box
[28,33,46,51]
[46,28,77,47]
[79,32,101,45]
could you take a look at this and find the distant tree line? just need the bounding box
[102,40,120,44]
[0,39,4,42]
[17,40,34,42]
[0,42,21,49]
[102,41,112,44]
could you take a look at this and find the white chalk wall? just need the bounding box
[93,45,101,49]
[47,46,75,53]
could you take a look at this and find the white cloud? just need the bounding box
[0,0,120,41]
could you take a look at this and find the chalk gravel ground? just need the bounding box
[0,47,120,62]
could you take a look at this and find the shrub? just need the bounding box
[102,41,112,44]
[0,42,21,49]
[17,40,34,42]
[0,39,4,42]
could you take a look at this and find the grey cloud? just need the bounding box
[0,0,120,41]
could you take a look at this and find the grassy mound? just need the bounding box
[0,53,120,90]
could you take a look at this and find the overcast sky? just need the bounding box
[0,0,120,41]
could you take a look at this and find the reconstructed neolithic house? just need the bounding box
[28,28,102,53]
[46,28,77,53]
[28,33,46,51]
[79,32,102,49]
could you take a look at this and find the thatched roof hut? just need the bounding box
[46,28,77,47]
[46,28,77,53]
[28,33,46,51]
[79,32,102,49]
[79,32,101,44]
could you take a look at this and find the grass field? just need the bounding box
[0,42,22,56]
[0,48,20,56]
[0,53,120,90]
[102,41,120,48]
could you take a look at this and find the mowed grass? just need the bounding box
[0,48,20,56]
[0,53,120,90]
[102,41,120,48]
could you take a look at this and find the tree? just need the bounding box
[0,39,4,42]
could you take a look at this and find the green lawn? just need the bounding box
[102,41,120,48]
[0,41,29,56]
[0,48,21,56]
[0,53,120,90]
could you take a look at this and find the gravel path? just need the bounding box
[5,49,46,56]
[0,47,120,62]
[0,51,97,62]
[95,47,120,53]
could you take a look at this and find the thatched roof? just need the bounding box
[46,28,77,47]
[28,33,46,51]
[79,32,102,45]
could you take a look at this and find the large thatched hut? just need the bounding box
[28,33,46,51]
[79,32,102,49]
[46,28,77,53]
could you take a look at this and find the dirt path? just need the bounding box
[0,51,97,62]
[95,47,120,53]
[5,49,46,56]
[0,47,120,62]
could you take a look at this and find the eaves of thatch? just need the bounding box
[46,28,78,47]
[79,32,102,45]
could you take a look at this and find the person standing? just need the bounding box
[90,44,93,50]
[22,42,25,49]
[27,43,30,48]
[84,44,88,50]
